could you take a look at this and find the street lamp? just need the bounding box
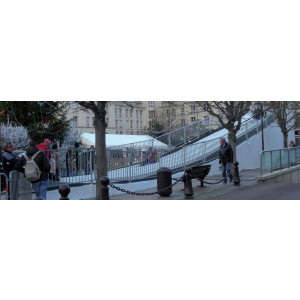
[254,102,265,151]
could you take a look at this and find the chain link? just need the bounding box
[109,174,185,196]
[201,179,224,185]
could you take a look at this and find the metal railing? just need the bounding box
[4,112,276,189]
[108,113,276,182]
[260,146,300,175]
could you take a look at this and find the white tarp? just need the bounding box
[81,133,168,149]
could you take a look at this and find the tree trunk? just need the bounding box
[283,132,288,148]
[95,103,108,200]
[228,131,237,162]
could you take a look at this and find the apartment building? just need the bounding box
[146,101,221,131]
[65,101,223,135]
[65,101,147,135]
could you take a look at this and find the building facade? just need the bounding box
[65,101,221,135]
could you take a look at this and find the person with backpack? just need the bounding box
[15,140,51,200]
[1,141,20,200]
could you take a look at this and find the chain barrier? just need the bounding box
[201,179,224,185]
[109,174,185,196]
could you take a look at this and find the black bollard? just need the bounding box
[233,161,241,186]
[157,167,172,197]
[100,176,110,200]
[59,184,70,200]
[184,168,194,198]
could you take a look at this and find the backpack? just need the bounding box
[24,151,41,182]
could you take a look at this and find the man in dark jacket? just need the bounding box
[2,141,20,199]
[15,140,51,200]
[219,138,233,183]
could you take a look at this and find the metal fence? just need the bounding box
[1,112,277,198]
[260,146,300,175]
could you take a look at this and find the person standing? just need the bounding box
[15,140,51,200]
[1,142,20,199]
[219,138,233,183]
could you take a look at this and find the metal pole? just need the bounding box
[261,117,264,151]
[280,150,282,170]
[271,151,273,173]
[260,152,263,176]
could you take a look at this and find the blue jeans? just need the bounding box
[221,162,233,183]
[32,179,49,200]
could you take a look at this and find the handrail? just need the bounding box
[260,146,300,175]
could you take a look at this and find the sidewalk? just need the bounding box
[8,168,261,200]
[109,169,259,200]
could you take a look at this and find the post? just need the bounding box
[261,117,264,151]
[59,184,70,200]
[100,176,110,200]
[233,161,241,186]
[260,152,263,176]
[184,168,194,198]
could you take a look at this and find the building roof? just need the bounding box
[81,133,168,149]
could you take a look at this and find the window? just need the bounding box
[181,107,185,116]
[172,108,176,117]
[191,117,196,122]
[72,103,77,113]
[125,109,128,118]
[73,116,78,126]
[119,108,122,118]
[130,120,133,129]
[191,105,196,113]
[149,101,155,108]
[140,121,143,129]
[137,131,139,134]
[120,131,123,134]
[130,109,133,118]
[140,110,143,118]
[115,120,118,128]
[92,117,95,126]
[204,115,209,126]
[86,116,90,127]
[136,121,139,129]
[149,121,155,129]
[136,110,139,118]
[119,120,122,128]
[181,119,185,126]
[126,120,129,129]
[149,111,156,119]
[115,108,118,117]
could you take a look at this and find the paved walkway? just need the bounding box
[210,182,300,200]
[8,168,296,200]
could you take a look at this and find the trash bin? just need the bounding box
[157,167,172,197]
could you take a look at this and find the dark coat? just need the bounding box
[219,142,233,164]
[15,146,51,183]
[2,150,19,176]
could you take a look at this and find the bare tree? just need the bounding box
[268,101,300,148]
[196,101,252,161]
[76,101,107,200]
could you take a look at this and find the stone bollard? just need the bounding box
[184,168,194,198]
[233,161,241,186]
[59,184,70,200]
[100,176,110,200]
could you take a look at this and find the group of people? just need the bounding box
[1,139,57,200]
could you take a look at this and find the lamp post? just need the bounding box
[254,102,265,151]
